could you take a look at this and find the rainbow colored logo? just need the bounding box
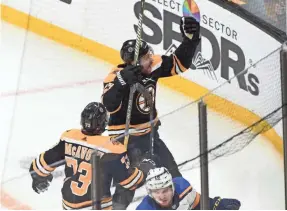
[182,0,200,22]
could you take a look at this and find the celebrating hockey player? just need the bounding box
[29,102,155,210]
[102,16,200,209]
[137,167,241,210]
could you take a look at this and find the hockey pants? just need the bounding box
[112,124,182,209]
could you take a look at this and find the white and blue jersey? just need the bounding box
[136,177,200,210]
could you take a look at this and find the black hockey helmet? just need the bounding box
[80,102,108,135]
[120,39,153,64]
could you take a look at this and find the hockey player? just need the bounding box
[102,16,200,209]
[29,102,155,210]
[137,167,241,210]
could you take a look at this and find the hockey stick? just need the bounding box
[149,98,154,156]
[123,83,153,150]
[134,83,154,157]
[123,0,146,149]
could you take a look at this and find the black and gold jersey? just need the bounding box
[30,129,144,210]
[102,38,200,137]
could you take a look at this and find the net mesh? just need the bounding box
[229,0,286,32]
[175,47,283,172]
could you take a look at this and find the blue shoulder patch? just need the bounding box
[173,177,192,197]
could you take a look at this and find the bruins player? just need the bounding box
[29,102,155,210]
[102,16,200,209]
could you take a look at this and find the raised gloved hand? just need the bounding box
[211,197,241,210]
[180,16,200,40]
[31,173,53,194]
[116,64,142,86]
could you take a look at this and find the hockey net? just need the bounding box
[175,46,283,172]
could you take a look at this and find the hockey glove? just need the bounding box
[31,173,53,194]
[116,64,142,86]
[211,197,241,210]
[138,158,156,176]
[180,16,200,40]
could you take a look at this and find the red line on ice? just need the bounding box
[0,79,103,98]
